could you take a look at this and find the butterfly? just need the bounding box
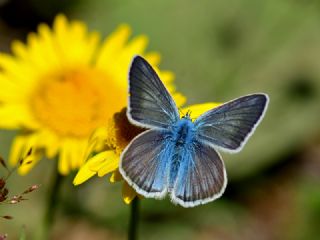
[119,56,269,207]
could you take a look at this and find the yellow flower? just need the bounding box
[0,14,183,175]
[74,103,221,204]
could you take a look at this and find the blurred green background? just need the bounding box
[1,0,320,239]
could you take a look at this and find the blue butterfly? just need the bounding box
[119,56,269,207]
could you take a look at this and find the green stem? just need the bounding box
[43,165,64,239]
[128,198,139,240]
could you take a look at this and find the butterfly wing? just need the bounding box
[128,56,180,129]
[120,129,174,198]
[194,94,269,153]
[171,140,227,207]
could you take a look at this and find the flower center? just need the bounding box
[31,68,127,138]
[106,108,145,155]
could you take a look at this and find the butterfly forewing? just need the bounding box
[128,56,180,129]
[171,141,227,207]
[120,129,173,198]
[194,94,268,152]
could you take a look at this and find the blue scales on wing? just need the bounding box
[128,56,180,129]
[194,94,268,152]
[120,129,174,198]
[171,141,227,207]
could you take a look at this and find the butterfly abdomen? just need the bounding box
[168,118,196,189]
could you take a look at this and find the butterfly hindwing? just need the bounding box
[120,129,173,198]
[171,140,227,207]
[194,94,268,153]
[128,56,180,129]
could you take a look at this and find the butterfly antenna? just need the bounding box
[186,110,197,121]
[183,110,194,120]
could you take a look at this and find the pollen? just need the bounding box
[31,67,126,138]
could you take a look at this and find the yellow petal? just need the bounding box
[181,102,222,119]
[93,151,119,177]
[0,104,39,129]
[110,169,123,183]
[122,182,137,204]
[58,142,71,175]
[121,35,148,58]
[53,14,68,35]
[74,150,110,185]
[73,159,97,185]
[69,139,87,170]
[9,135,29,166]
[73,150,118,185]
[53,14,99,66]
[173,93,187,107]
[58,138,87,174]
[95,24,131,68]
[11,40,28,60]
[144,52,161,66]
[26,32,54,71]
[41,129,59,159]
[18,151,41,175]
[25,31,65,77]
[0,53,36,86]
[159,71,175,86]
[0,53,18,74]
[88,126,109,153]
[36,24,61,69]
[0,74,20,101]
[87,150,115,171]
[69,20,100,64]
[111,35,149,87]
[9,133,43,174]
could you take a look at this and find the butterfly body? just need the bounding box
[120,56,269,207]
[166,116,195,189]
